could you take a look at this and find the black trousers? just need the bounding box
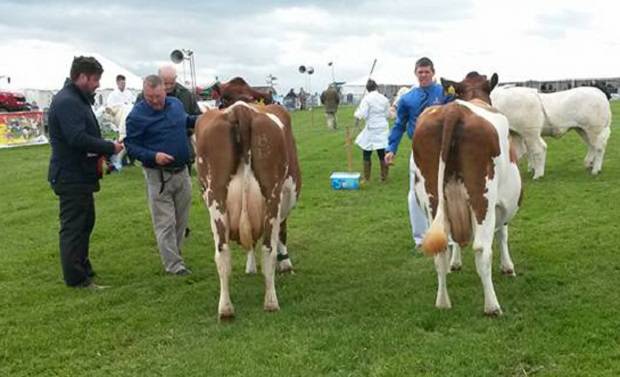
[58,193,96,286]
[363,148,386,162]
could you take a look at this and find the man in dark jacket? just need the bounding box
[48,56,123,288]
[320,84,340,129]
[158,65,201,115]
[159,65,201,172]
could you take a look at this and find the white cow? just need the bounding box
[388,86,413,120]
[95,104,133,170]
[490,86,612,179]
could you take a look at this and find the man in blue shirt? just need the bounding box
[125,75,197,275]
[384,57,451,249]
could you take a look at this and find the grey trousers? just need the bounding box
[143,167,192,273]
[409,153,429,246]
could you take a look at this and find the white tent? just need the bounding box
[0,39,143,90]
[0,39,143,108]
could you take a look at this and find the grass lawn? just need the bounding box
[1,102,619,376]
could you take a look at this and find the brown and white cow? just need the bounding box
[194,101,301,319]
[211,77,274,109]
[413,72,522,316]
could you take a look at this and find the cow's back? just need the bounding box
[490,87,544,134]
[457,101,522,224]
[540,87,611,134]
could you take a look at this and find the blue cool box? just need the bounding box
[330,172,361,190]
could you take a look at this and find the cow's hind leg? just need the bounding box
[215,244,234,319]
[523,135,547,180]
[277,219,294,273]
[257,182,283,312]
[589,127,610,175]
[206,200,235,319]
[576,129,596,170]
[261,206,281,312]
[434,249,452,309]
[449,242,462,272]
[474,246,501,315]
[474,222,502,316]
[496,224,515,276]
[245,246,257,274]
[472,195,502,316]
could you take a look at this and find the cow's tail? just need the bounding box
[421,106,470,256]
[227,102,253,165]
[227,103,255,250]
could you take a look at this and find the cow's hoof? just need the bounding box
[450,264,462,272]
[501,268,516,277]
[277,259,294,274]
[245,267,257,275]
[484,307,503,317]
[218,310,235,321]
[264,290,280,312]
[218,303,235,320]
[264,302,280,312]
[435,295,452,309]
[218,313,235,322]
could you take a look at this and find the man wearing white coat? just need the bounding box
[354,79,390,182]
[106,74,135,168]
[106,74,135,107]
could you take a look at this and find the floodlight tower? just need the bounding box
[298,65,315,125]
[170,49,197,94]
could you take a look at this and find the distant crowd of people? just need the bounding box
[283,87,314,111]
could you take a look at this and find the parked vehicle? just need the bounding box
[0,90,30,112]
[0,76,30,112]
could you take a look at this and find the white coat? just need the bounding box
[106,88,135,108]
[354,91,390,151]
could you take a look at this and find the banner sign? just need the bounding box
[0,111,47,148]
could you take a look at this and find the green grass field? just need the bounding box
[1,103,619,376]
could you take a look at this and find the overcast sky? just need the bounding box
[1,0,618,92]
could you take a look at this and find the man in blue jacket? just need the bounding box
[125,75,197,276]
[385,57,452,249]
[48,56,124,288]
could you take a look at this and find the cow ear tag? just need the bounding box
[447,85,456,96]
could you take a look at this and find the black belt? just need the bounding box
[157,166,186,194]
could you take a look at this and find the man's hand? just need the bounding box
[384,152,395,166]
[113,141,124,154]
[155,152,175,166]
